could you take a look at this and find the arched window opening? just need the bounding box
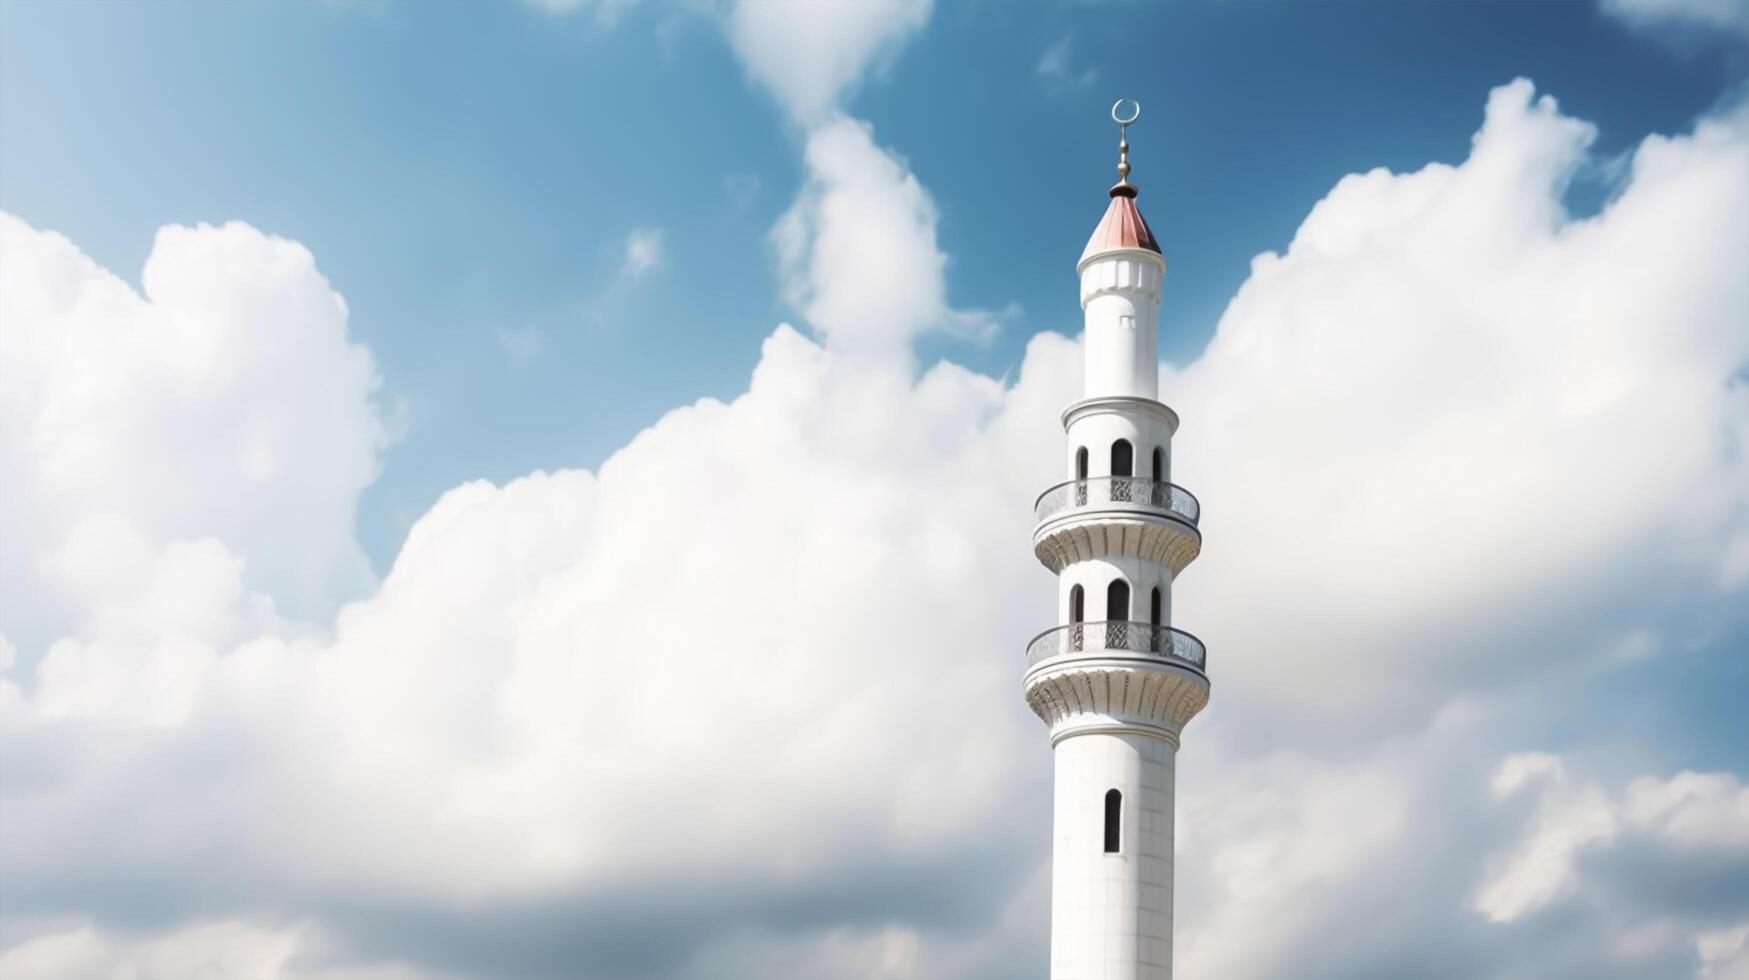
[1075,446,1089,506]
[1104,789,1122,853]
[1111,439,1133,477]
[1107,578,1131,648]
[1152,446,1164,482]
[1150,587,1163,653]
[1070,584,1085,651]
[1107,579,1130,621]
[1112,439,1134,502]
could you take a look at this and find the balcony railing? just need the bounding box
[1025,621,1207,672]
[1033,477,1200,526]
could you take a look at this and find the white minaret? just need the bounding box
[1025,100,1208,980]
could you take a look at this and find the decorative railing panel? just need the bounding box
[1033,478,1200,526]
[1025,620,1207,672]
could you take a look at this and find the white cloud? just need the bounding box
[2,77,1747,980]
[0,920,428,980]
[0,216,388,645]
[1036,35,1097,94]
[0,313,1056,904]
[1476,753,1621,922]
[521,0,641,26]
[523,0,932,118]
[1602,0,1749,38]
[1168,79,1749,728]
[1176,745,1412,977]
[684,926,927,980]
[1699,924,1749,980]
[774,116,1007,362]
[723,172,763,214]
[622,225,665,280]
[494,324,543,361]
[1626,770,1749,848]
[1477,756,1749,923]
[728,0,1000,361]
[673,860,1051,980]
[725,0,931,125]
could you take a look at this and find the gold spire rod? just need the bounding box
[1111,98,1140,186]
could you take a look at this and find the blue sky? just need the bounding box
[2,2,1747,978]
[6,0,1741,565]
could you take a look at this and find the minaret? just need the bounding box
[1025,100,1208,980]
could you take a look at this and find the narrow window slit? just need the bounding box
[1104,789,1122,853]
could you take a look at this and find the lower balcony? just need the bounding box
[1033,477,1200,526]
[1032,478,1203,577]
[1024,620,1207,673]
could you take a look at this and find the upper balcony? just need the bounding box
[1024,620,1207,673]
[1032,477,1202,576]
[1022,621,1210,737]
[1034,476,1200,526]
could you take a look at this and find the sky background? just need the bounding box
[1,1,1747,978]
[7,0,1742,567]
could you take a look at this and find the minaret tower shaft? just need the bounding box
[1024,100,1208,980]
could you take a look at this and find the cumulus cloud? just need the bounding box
[1477,752,1625,922]
[729,0,1002,363]
[1700,924,1749,980]
[1177,718,1749,980]
[2,76,1747,980]
[1475,754,1749,946]
[1169,79,1749,731]
[1627,771,1749,847]
[0,920,427,980]
[1176,742,1412,977]
[725,0,931,125]
[521,0,641,27]
[1602,0,1749,38]
[495,324,544,362]
[620,226,665,280]
[0,216,388,650]
[774,116,1007,362]
[1036,35,1097,95]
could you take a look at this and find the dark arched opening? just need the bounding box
[1112,440,1134,502]
[1107,578,1131,648]
[1070,584,1085,651]
[1111,439,1133,477]
[1152,446,1164,482]
[1075,446,1089,505]
[1104,789,1122,853]
[1107,579,1130,621]
[1150,587,1163,652]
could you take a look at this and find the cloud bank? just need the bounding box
[2,5,1746,979]
[1602,0,1749,39]
[0,218,388,652]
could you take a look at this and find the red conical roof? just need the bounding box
[1080,184,1159,264]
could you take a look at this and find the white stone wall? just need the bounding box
[1079,251,1164,401]
[1063,408,1175,484]
[1057,556,1172,625]
[1050,731,1177,980]
[1036,233,1198,980]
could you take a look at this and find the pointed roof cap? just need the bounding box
[1081,98,1161,264]
[1081,183,1160,263]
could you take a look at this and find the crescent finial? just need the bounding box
[1110,98,1140,187]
